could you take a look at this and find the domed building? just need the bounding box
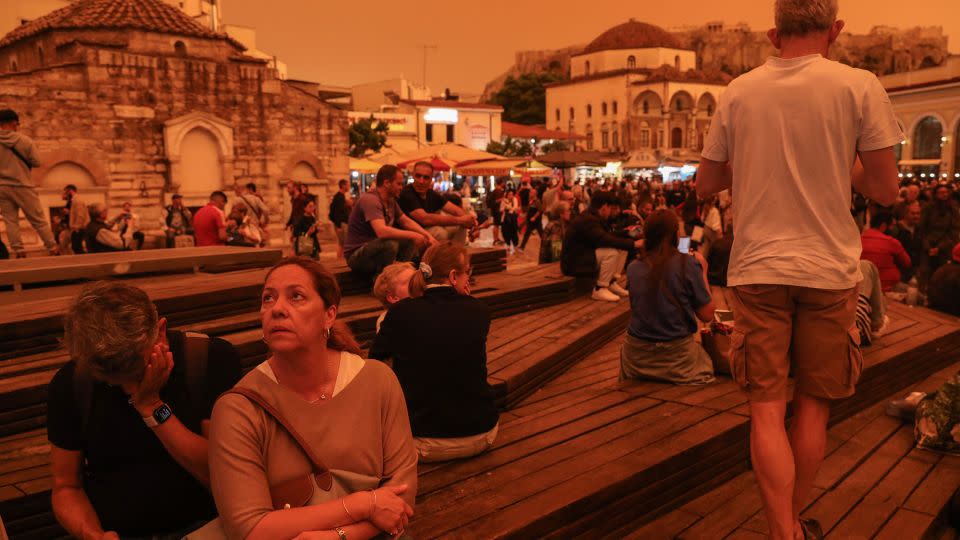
[546,19,730,169]
[0,0,347,250]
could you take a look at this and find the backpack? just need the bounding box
[73,332,210,435]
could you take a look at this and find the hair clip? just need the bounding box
[419,262,433,279]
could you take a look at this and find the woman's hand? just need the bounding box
[368,485,414,535]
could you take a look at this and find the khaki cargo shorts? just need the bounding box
[728,284,862,402]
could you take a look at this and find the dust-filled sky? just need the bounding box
[221,0,959,94]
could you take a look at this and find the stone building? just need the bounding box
[545,20,729,161]
[0,0,347,249]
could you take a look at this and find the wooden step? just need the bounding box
[630,360,960,540]
[0,248,507,361]
[404,297,960,539]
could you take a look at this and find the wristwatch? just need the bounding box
[142,402,173,428]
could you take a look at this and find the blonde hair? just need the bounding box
[372,262,416,307]
[775,0,838,37]
[64,281,159,381]
[409,242,468,296]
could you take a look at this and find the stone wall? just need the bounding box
[0,38,347,249]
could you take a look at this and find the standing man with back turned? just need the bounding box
[697,1,901,539]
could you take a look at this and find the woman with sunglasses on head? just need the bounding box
[207,257,416,540]
[370,242,500,462]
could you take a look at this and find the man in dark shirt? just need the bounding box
[344,164,436,275]
[47,281,241,539]
[928,244,960,317]
[890,200,923,283]
[328,179,353,259]
[398,161,476,245]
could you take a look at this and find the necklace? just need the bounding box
[310,393,327,403]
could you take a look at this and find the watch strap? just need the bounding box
[142,403,171,428]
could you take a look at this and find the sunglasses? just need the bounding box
[414,173,433,180]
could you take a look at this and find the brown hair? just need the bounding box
[642,209,683,307]
[264,257,361,355]
[409,241,468,296]
[64,281,159,382]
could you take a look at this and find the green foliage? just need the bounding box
[540,140,568,154]
[349,116,389,158]
[486,136,533,158]
[489,72,565,125]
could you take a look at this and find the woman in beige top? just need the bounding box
[208,257,417,540]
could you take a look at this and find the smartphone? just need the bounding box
[714,310,734,324]
[678,237,691,254]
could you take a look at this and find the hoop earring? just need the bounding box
[324,327,331,339]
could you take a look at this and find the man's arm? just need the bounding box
[696,158,732,198]
[51,446,113,540]
[852,147,899,207]
[397,213,437,244]
[370,217,424,243]
[406,208,463,227]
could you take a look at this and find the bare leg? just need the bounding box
[750,399,799,540]
[789,392,830,522]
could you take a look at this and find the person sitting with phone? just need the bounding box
[620,210,717,385]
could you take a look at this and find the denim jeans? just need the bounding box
[346,237,417,275]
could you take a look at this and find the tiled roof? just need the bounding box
[581,19,684,55]
[0,0,243,49]
[501,122,586,141]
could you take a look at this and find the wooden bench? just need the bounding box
[0,248,507,361]
[0,247,285,292]
[635,361,960,540]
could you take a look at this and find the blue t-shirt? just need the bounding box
[626,254,711,342]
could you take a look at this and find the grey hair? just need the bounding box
[63,281,159,381]
[775,0,838,37]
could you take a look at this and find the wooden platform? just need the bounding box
[0,247,506,361]
[0,247,284,292]
[403,296,960,539]
[636,361,960,540]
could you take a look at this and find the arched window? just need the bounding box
[675,98,684,112]
[587,104,592,118]
[602,102,608,116]
[174,41,187,57]
[674,55,681,70]
[585,124,594,150]
[37,46,44,66]
[585,61,591,75]
[10,60,17,72]
[612,129,619,149]
[643,101,649,114]
[671,127,683,148]
[627,55,636,69]
[569,107,575,120]
[612,101,618,115]
[707,104,714,116]
[555,108,560,122]
[913,116,943,160]
[601,124,609,149]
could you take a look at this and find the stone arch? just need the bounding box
[911,115,944,160]
[669,90,694,113]
[696,93,717,116]
[33,149,109,187]
[281,152,325,181]
[178,127,223,194]
[634,90,662,115]
[671,127,684,148]
[627,55,636,69]
[164,112,235,196]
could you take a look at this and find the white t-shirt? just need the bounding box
[702,54,903,289]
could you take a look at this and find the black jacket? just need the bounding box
[369,287,499,438]
[328,192,350,226]
[561,210,635,277]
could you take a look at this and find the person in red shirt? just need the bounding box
[192,191,228,247]
[861,208,911,291]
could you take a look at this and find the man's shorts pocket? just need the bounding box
[729,330,748,389]
[846,326,863,388]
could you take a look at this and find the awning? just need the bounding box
[898,159,942,167]
[348,157,382,174]
[457,159,551,177]
[397,156,456,172]
[372,143,501,166]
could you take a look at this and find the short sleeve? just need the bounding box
[686,256,712,309]
[204,338,243,417]
[701,96,730,162]
[362,196,385,224]
[858,75,905,152]
[47,363,83,451]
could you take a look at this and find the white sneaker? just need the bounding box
[609,282,629,297]
[591,287,620,302]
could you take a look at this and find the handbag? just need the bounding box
[296,234,317,258]
[185,387,381,540]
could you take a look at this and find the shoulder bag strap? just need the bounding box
[2,143,32,169]
[226,387,334,491]
[183,332,210,419]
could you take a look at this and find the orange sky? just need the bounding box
[222,0,959,94]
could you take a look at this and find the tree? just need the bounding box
[489,72,564,125]
[348,116,389,158]
[540,140,568,154]
[486,136,533,157]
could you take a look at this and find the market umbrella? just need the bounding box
[348,157,383,174]
[538,151,605,168]
[397,156,454,172]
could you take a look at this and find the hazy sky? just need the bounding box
[221,0,959,94]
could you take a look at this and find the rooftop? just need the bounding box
[399,99,503,111]
[580,19,685,55]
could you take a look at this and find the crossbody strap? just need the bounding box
[226,387,333,491]
[2,143,32,169]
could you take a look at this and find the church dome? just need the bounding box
[583,19,683,54]
[0,0,243,49]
